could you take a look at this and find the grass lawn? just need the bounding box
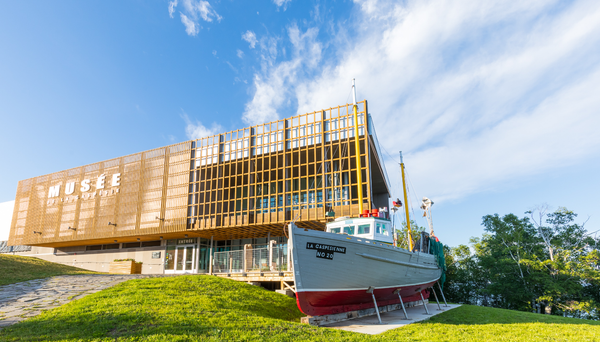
[0,275,598,341]
[0,254,99,286]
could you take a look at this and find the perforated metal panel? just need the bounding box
[9,141,192,247]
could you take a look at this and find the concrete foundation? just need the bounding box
[275,289,295,297]
[320,303,461,334]
[4,245,166,274]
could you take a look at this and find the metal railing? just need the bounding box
[0,241,32,254]
[213,250,244,273]
[212,244,289,274]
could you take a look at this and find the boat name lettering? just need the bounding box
[306,242,346,254]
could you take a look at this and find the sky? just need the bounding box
[1,0,599,246]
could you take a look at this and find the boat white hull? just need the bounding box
[290,224,441,316]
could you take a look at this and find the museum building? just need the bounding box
[7,100,390,278]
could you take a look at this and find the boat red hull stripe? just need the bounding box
[295,281,436,316]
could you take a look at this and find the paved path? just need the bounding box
[322,303,462,334]
[0,274,169,329]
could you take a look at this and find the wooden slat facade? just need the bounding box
[9,101,378,248]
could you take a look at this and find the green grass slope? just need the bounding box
[0,254,99,286]
[381,305,600,342]
[1,275,598,341]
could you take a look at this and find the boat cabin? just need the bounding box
[325,216,394,244]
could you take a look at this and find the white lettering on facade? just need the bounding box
[65,182,75,195]
[47,186,122,206]
[48,185,60,198]
[96,174,106,189]
[45,172,123,206]
[80,179,91,192]
[111,173,121,186]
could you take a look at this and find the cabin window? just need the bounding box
[330,227,341,234]
[357,224,371,234]
[376,223,388,236]
[343,226,355,235]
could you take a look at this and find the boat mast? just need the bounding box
[352,79,364,214]
[400,151,413,250]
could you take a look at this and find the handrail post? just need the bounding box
[208,236,213,275]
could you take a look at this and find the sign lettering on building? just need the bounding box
[46,173,121,206]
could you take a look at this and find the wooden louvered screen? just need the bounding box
[8,101,374,247]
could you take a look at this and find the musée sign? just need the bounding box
[46,173,121,205]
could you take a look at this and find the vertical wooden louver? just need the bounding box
[8,101,377,246]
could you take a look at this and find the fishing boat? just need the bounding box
[288,80,446,317]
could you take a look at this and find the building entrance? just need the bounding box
[165,242,196,273]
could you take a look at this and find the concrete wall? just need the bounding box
[9,245,166,274]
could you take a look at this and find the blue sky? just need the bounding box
[1,0,599,246]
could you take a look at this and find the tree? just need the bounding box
[456,208,600,318]
[475,213,542,311]
[443,242,489,305]
[526,207,600,317]
[395,219,425,250]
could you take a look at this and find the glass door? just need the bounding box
[165,244,196,273]
[176,246,185,270]
[184,246,194,271]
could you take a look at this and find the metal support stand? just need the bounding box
[431,287,443,311]
[437,281,449,307]
[420,291,431,315]
[393,288,410,320]
[367,286,383,324]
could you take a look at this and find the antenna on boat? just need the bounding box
[400,151,413,251]
[352,78,364,214]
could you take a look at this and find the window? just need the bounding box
[142,240,162,247]
[123,242,141,248]
[376,223,388,236]
[330,227,341,234]
[343,226,355,235]
[103,244,120,250]
[358,224,371,234]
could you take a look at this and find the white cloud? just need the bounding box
[168,0,178,18]
[242,30,258,49]
[243,0,600,204]
[243,24,322,125]
[0,200,15,241]
[237,49,244,59]
[181,111,223,140]
[273,0,292,11]
[181,0,221,22]
[180,13,198,36]
[169,0,221,36]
